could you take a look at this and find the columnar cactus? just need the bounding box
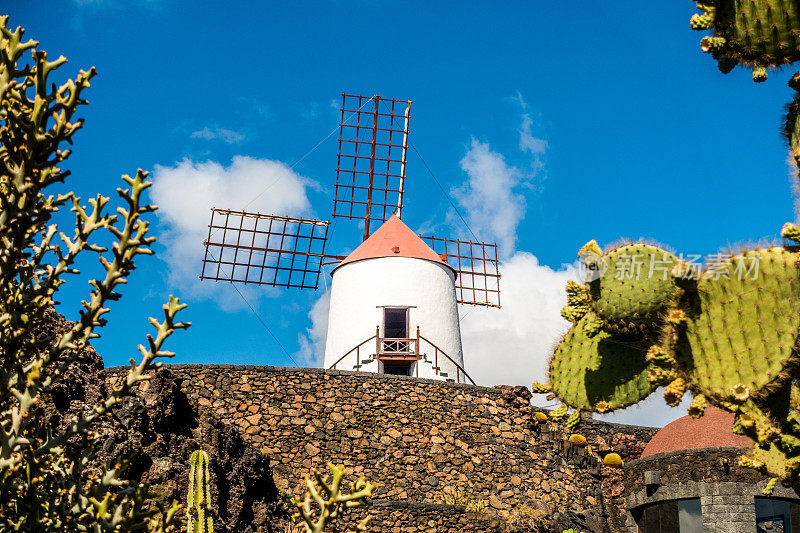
[690,0,800,82]
[187,450,214,533]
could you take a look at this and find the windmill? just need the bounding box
[200,94,501,384]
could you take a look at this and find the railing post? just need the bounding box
[376,325,380,357]
[356,345,360,371]
[416,326,420,357]
[435,347,438,375]
[456,367,460,383]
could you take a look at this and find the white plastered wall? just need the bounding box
[323,256,464,381]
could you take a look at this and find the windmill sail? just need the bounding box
[333,94,412,241]
[421,236,501,308]
[200,208,337,290]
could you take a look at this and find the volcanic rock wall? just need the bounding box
[106,365,656,532]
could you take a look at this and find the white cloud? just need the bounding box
[460,253,577,386]
[452,140,527,258]
[450,96,682,427]
[150,156,316,310]
[190,126,244,144]
[295,291,330,366]
[595,391,692,427]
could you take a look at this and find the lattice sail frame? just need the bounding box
[200,208,331,290]
[421,236,501,308]
[334,94,411,241]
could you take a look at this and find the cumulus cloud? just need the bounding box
[190,126,244,144]
[295,291,330,366]
[450,98,683,427]
[453,140,527,258]
[460,253,577,386]
[150,156,316,310]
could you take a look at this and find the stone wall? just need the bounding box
[106,364,657,532]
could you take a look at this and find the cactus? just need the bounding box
[0,15,186,532]
[291,463,376,533]
[568,434,588,447]
[586,243,679,333]
[669,247,800,404]
[784,95,800,170]
[545,234,800,487]
[187,450,214,533]
[547,311,657,413]
[603,453,624,467]
[690,0,800,82]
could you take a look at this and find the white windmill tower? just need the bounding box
[200,94,501,384]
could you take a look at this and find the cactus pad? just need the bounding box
[548,312,657,412]
[784,93,800,170]
[691,0,800,80]
[672,247,800,402]
[587,243,679,332]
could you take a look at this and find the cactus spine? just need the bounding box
[187,450,214,533]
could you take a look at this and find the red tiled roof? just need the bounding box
[332,215,453,274]
[641,405,751,457]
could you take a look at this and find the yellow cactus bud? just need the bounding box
[568,434,587,447]
[732,383,750,402]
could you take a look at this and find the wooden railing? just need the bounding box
[327,327,476,386]
[375,325,420,359]
[418,334,476,386]
[328,334,377,371]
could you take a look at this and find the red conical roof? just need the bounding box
[332,215,453,274]
[640,405,750,457]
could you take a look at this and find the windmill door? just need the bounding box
[381,307,413,376]
[383,308,408,340]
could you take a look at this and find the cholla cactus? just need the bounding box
[544,234,800,490]
[291,463,376,533]
[0,15,187,531]
[690,0,800,82]
[187,451,214,533]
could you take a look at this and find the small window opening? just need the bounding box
[635,498,701,533]
[756,496,800,532]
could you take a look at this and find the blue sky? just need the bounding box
[9,2,798,425]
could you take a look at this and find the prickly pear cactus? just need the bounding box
[784,94,800,168]
[691,0,800,82]
[586,243,679,333]
[544,234,800,489]
[670,247,800,404]
[187,450,214,533]
[547,311,657,413]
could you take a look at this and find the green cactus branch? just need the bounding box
[291,463,376,533]
[0,15,185,531]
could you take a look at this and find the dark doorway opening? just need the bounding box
[383,308,408,338]
[383,363,411,376]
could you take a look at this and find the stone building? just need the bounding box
[625,406,800,532]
